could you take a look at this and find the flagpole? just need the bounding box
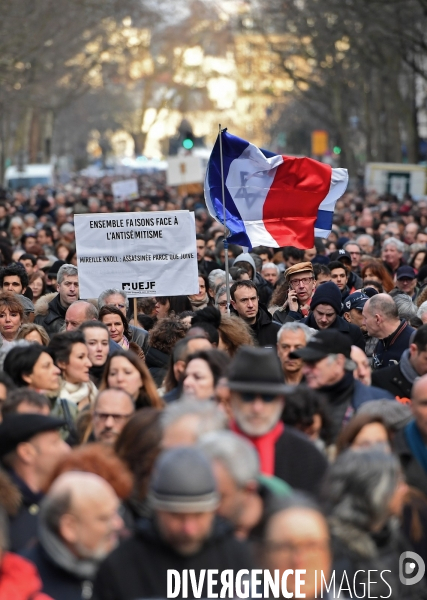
[218,124,230,316]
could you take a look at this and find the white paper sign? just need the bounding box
[167,156,204,186]
[74,211,199,298]
[111,179,139,201]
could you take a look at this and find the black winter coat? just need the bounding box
[34,294,66,336]
[394,427,427,497]
[7,470,43,553]
[249,304,281,347]
[371,363,412,400]
[145,347,169,386]
[24,542,94,600]
[274,426,328,497]
[93,517,253,600]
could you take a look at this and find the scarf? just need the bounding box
[190,293,210,310]
[231,420,284,475]
[58,379,97,406]
[38,518,99,580]
[404,420,427,474]
[399,349,420,385]
[119,336,130,349]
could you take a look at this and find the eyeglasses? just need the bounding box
[217,301,228,307]
[93,412,133,422]
[289,277,314,289]
[110,303,126,310]
[240,391,277,403]
[349,251,361,255]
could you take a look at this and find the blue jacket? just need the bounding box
[352,379,395,411]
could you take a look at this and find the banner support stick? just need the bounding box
[218,124,230,316]
[133,297,138,327]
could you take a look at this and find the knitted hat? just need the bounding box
[149,447,219,513]
[310,281,342,315]
[357,400,413,430]
[284,261,314,282]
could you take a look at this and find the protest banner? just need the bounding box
[111,179,139,202]
[74,211,199,298]
[167,156,205,186]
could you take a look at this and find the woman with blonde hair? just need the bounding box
[16,323,50,346]
[218,314,255,356]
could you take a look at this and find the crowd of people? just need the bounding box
[1,180,427,598]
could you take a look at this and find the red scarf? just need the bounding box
[231,420,284,475]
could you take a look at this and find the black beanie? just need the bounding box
[310,281,342,314]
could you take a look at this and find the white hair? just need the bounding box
[382,237,404,253]
[277,321,314,344]
[417,301,427,319]
[261,262,280,274]
[356,234,374,247]
[98,288,129,310]
[198,430,259,487]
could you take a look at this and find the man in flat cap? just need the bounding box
[272,261,316,324]
[0,413,70,551]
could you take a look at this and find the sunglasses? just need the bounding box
[240,391,277,403]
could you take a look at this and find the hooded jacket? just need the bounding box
[233,253,272,305]
[0,553,52,600]
[34,292,66,336]
[93,517,253,600]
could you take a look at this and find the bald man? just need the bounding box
[263,504,331,599]
[24,472,123,598]
[65,300,98,331]
[394,374,427,496]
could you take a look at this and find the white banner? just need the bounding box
[74,211,199,298]
[167,156,205,186]
[111,179,139,201]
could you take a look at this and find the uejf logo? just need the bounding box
[399,551,425,585]
[122,281,156,292]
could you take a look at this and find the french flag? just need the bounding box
[204,130,348,249]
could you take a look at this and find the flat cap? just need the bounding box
[0,414,66,458]
[284,261,314,282]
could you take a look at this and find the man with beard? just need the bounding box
[228,346,327,496]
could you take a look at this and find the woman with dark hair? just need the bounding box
[99,350,163,409]
[48,330,97,414]
[182,348,229,400]
[99,305,131,350]
[115,408,163,525]
[153,295,192,319]
[3,344,60,391]
[0,292,25,345]
[323,450,419,599]
[336,414,392,455]
[411,249,427,272]
[99,305,144,357]
[145,316,187,387]
[188,273,211,311]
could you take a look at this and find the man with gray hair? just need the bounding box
[199,430,291,539]
[276,322,313,384]
[261,262,280,286]
[93,447,253,599]
[35,263,79,335]
[162,399,227,448]
[362,293,415,369]
[65,300,98,331]
[381,237,405,275]
[24,472,123,599]
[356,234,375,255]
[98,288,148,352]
[207,269,230,300]
[418,301,427,325]
[291,329,394,440]
[214,285,228,313]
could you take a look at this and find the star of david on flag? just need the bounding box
[204,130,348,249]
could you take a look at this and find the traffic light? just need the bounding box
[182,131,194,150]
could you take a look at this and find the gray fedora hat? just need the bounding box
[227,346,293,395]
